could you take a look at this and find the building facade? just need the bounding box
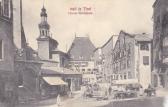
[111,31,152,89]
[37,6,69,68]
[13,0,42,102]
[153,0,168,88]
[100,35,118,83]
[0,0,16,104]
[68,36,96,84]
[0,0,43,105]
[37,6,82,95]
[93,47,103,82]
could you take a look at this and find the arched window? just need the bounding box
[42,30,44,36]
[46,30,47,36]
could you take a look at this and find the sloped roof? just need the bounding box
[41,66,81,75]
[134,34,152,42]
[68,37,96,61]
[25,46,41,61]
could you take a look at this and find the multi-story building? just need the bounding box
[111,31,152,89]
[0,0,43,105]
[93,47,103,82]
[101,35,118,83]
[0,0,16,104]
[13,0,42,102]
[152,0,168,88]
[68,36,96,84]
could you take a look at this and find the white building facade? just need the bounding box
[111,31,152,89]
[68,36,97,85]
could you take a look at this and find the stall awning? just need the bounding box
[43,77,68,85]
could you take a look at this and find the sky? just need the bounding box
[22,0,155,52]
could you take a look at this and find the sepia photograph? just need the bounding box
[0,0,168,107]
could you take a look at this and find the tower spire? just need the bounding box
[38,3,50,38]
[43,0,45,9]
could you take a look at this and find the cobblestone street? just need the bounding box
[15,88,168,107]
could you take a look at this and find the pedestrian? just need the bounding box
[56,94,61,106]
[139,86,144,96]
[108,86,112,96]
[68,88,72,98]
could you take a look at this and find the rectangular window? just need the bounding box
[0,40,3,60]
[0,2,2,16]
[127,57,131,68]
[3,0,10,17]
[124,75,127,79]
[116,75,118,80]
[128,72,132,79]
[49,53,52,59]
[140,43,149,51]
[143,56,149,65]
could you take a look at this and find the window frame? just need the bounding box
[140,43,149,51]
[0,40,4,61]
[143,56,149,65]
[2,0,11,18]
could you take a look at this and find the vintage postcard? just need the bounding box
[0,0,168,107]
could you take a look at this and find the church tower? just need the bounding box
[37,6,58,60]
[38,6,50,38]
[37,6,50,60]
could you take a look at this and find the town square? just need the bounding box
[0,0,168,107]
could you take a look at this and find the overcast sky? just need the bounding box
[22,0,155,52]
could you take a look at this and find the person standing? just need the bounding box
[56,94,61,106]
[139,86,144,96]
[108,86,112,96]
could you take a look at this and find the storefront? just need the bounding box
[41,77,68,97]
[42,67,82,91]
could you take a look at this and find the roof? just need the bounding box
[68,36,96,61]
[134,34,152,42]
[51,48,68,56]
[43,77,67,85]
[93,47,101,52]
[41,66,81,75]
[25,46,41,61]
[41,68,61,75]
[113,30,152,51]
[101,36,113,48]
[41,6,47,17]
[120,30,152,41]
[153,0,159,8]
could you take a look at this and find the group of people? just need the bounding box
[83,84,112,99]
[83,83,156,100]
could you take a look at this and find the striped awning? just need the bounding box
[43,77,67,85]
